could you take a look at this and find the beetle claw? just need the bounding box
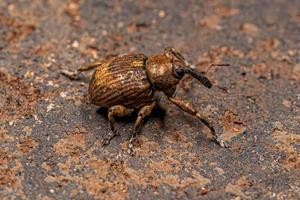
[127,143,135,156]
[61,69,80,80]
[127,135,136,156]
[100,138,110,147]
[213,136,230,148]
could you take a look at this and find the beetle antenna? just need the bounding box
[182,68,213,88]
[187,68,212,88]
[206,63,230,73]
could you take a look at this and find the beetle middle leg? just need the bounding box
[101,105,134,146]
[128,102,156,155]
[168,96,228,148]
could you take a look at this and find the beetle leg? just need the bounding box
[101,105,134,146]
[128,102,156,155]
[168,96,228,148]
[60,69,81,80]
[78,61,105,72]
[61,61,105,80]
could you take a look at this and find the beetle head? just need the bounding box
[145,47,212,96]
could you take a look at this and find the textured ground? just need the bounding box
[0,0,300,199]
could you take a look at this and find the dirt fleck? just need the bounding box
[262,38,280,52]
[216,7,239,17]
[219,111,246,142]
[41,162,52,171]
[158,10,166,18]
[63,1,82,27]
[214,167,225,175]
[240,23,260,36]
[129,136,160,157]
[46,103,55,113]
[180,171,210,188]
[291,63,300,81]
[22,126,32,136]
[0,128,14,142]
[272,122,300,169]
[199,15,222,30]
[282,100,292,108]
[148,158,180,175]
[163,130,193,148]
[53,130,87,157]
[16,136,38,155]
[252,63,270,78]
[198,187,209,195]
[30,42,55,57]
[41,196,54,200]
[225,176,250,199]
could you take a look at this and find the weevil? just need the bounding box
[62,47,229,154]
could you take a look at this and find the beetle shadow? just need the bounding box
[147,105,166,128]
[96,105,166,127]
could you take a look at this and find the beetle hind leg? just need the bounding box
[78,61,105,72]
[128,102,156,155]
[61,60,105,80]
[101,105,134,146]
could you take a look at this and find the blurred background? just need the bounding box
[0,0,299,199]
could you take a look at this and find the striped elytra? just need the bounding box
[88,53,154,109]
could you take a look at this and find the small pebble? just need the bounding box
[72,40,79,48]
[158,10,166,18]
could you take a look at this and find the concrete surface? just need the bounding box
[0,0,299,199]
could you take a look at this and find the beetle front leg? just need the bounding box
[168,96,228,147]
[101,105,134,146]
[128,102,156,155]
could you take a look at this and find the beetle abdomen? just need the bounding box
[89,54,154,109]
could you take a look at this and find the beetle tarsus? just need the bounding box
[127,137,136,155]
[213,135,230,148]
[61,69,80,80]
[78,61,104,72]
[61,61,104,80]
[101,131,120,146]
[127,102,156,155]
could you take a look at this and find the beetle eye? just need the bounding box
[174,68,185,78]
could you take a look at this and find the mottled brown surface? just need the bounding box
[0,0,299,199]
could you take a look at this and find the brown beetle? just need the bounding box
[62,48,228,154]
